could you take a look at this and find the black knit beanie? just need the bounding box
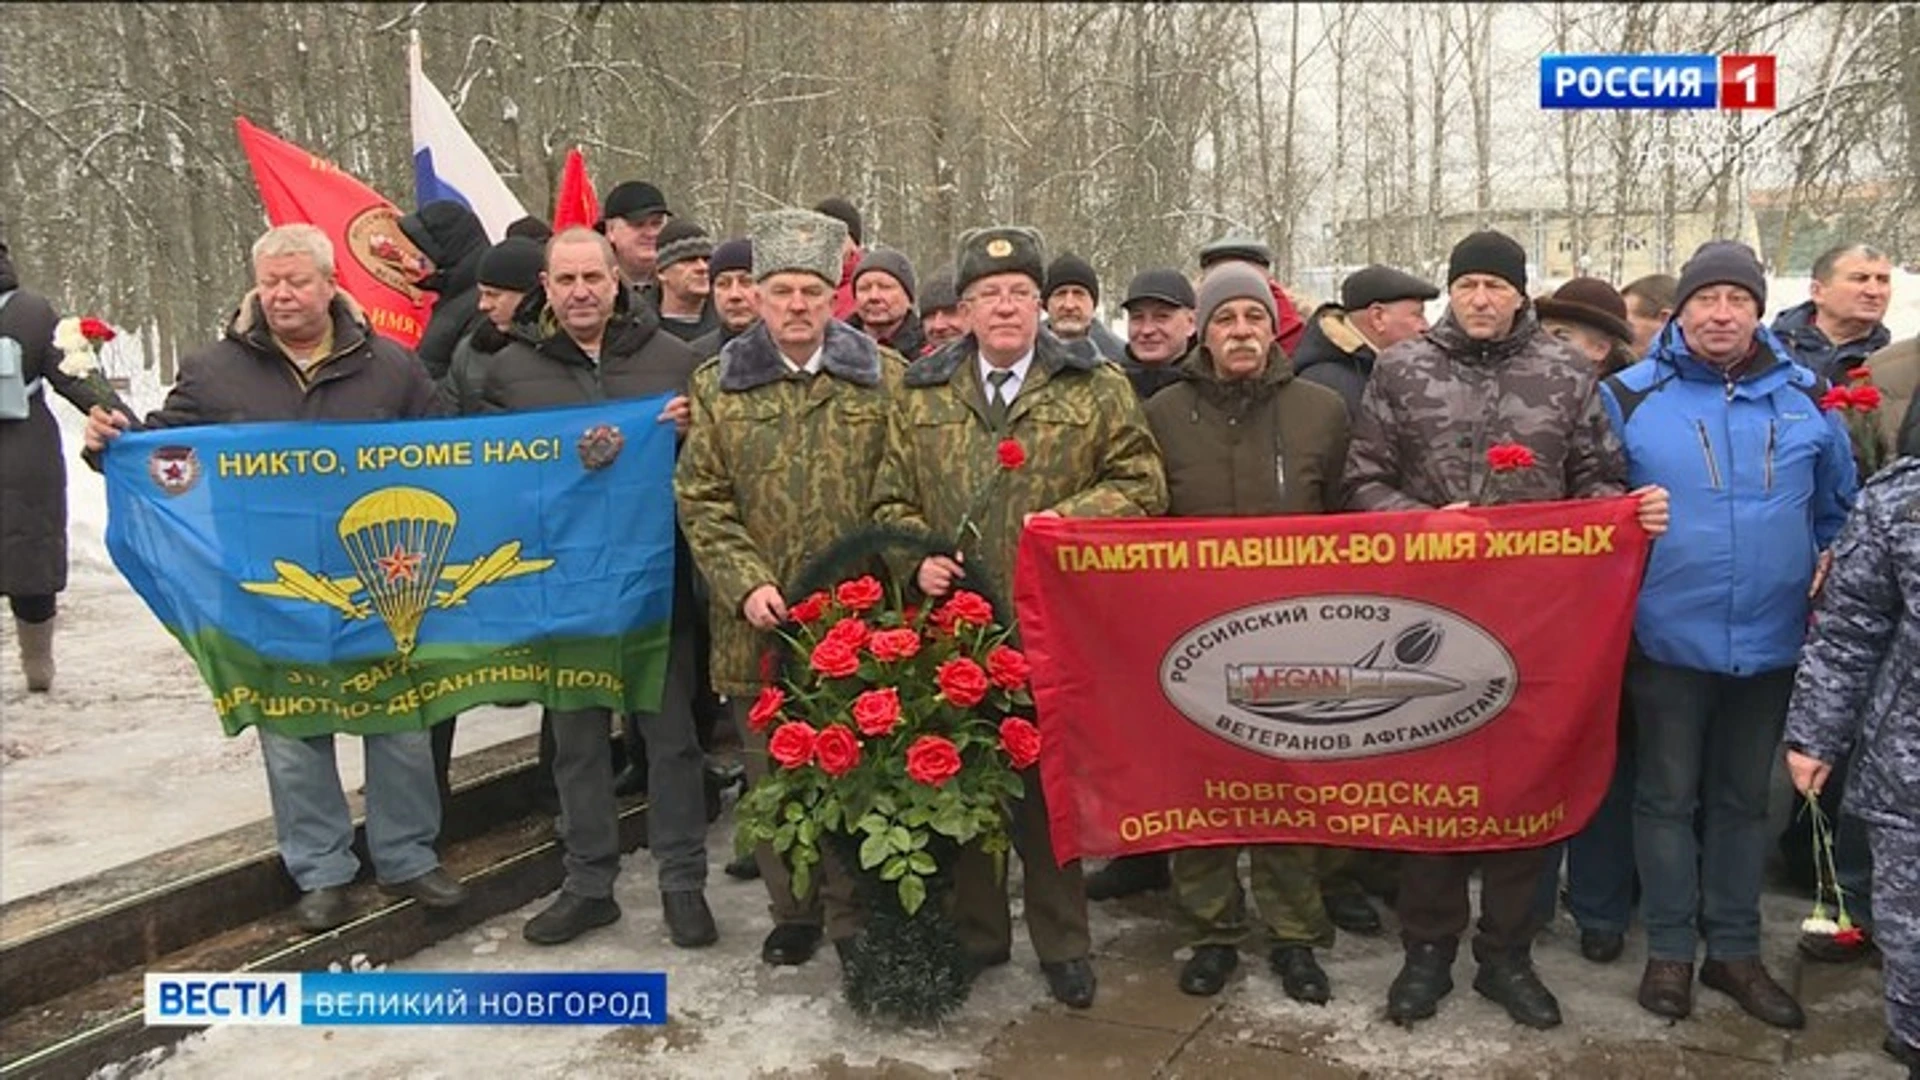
[1447,229,1528,293]
[1043,253,1100,304]
[477,237,544,292]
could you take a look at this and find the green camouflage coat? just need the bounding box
[674,320,907,694]
[870,332,1168,602]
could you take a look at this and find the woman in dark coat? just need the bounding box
[0,239,98,691]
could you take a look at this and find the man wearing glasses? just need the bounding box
[871,225,1167,1008]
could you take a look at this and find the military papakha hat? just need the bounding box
[748,208,847,286]
[954,226,1047,297]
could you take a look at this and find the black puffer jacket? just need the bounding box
[399,201,490,381]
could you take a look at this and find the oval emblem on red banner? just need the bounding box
[1159,594,1517,761]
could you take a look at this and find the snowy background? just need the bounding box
[2,275,1916,1077]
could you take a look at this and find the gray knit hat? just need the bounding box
[654,219,713,273]
[748,209,847,285]
[1196,263,1278,331]
[854,246,917,301]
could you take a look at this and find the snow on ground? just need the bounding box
[0,384,537,903]
[3,300,1915,1076]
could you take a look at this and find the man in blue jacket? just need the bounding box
[1601,240,1858,1031]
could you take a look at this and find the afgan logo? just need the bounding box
[147,446,201,496]
[1160,595,1516,761]
[346,206,429,304]
[240,486,553,658]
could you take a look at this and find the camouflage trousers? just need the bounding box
[1172,844,1338,949]
[1869,823,1920,1050]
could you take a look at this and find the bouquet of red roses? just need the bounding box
[734,572,1036,920]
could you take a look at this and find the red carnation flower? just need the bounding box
[868,627,923,663]
[998,717,1042,770]
[78,316,117,343]
[905,734,963,787]
[997,439,1027,470]
[834,575,885,612]
[1847,367,1873,382]
[789,591,830,625]
[985,644,1030,691]
[1834,925,1868,947]
[1850,385,1883,411]
[851,687,903,737]
[767,721,818,769]
[813,725,861,777]
[1486,443,1537,472]
[746,686,786,733]
[1819,386,1854,412]
[810,638,861,680]
[936,657,990,708]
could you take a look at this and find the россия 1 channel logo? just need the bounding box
[1540,55,1776,110]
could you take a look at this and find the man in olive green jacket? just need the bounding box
[870,225,1168,1009]
[675,208,908,968]
[1144,263,1352,1004]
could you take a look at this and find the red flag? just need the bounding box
[234,116,433,349]
[552,148,600,232]
[1014,498,1651,863]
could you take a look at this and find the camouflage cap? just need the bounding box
[748,208,847,285]
[955,226,1047,297]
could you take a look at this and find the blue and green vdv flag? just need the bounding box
[103,397,677,738]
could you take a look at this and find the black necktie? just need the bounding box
[986,369,1014,429]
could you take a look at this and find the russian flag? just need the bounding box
[409,32,528,241]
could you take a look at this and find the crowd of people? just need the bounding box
[1,177,1915,1065]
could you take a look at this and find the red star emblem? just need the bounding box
[374,546,424,584]
[162,462,185,483]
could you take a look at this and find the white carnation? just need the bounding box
[52,317,90,357]
[1801,917,1840,935]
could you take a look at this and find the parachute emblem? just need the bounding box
[239,485,554,658]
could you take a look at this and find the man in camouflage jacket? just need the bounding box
[675,208,908,967]
[870,225,1168,1010]
[1784,456,1920,1069]
[1344,229,1667,1031]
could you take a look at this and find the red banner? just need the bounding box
[552,147,600,232]
[234,116,433,349]
[1013,498,1649,862]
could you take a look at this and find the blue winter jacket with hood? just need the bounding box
[1600,321,1858,676]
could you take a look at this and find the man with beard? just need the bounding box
[1042,253,1116,363]
[1345,228,1669,1030]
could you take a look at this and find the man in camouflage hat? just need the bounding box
[1344,227,1670,1031]
[675,207,910,968]
[870,224,1169,1009]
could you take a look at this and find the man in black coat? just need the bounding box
[399,200,490,380]
[1292,265,1437,419]
[472,226,717,951]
